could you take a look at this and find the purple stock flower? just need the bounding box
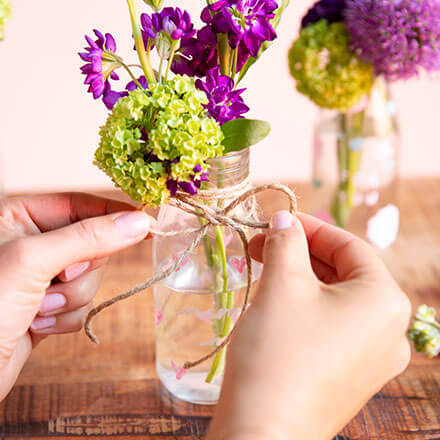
[79,30,120,100]
[167,165,210,196]
[141,7,195,47]
[301,0,346,28]
[102,76,148,110]
[172,25,251,77]
[201,0,278,57]
[196,67,249,124]
[344,0,440,80]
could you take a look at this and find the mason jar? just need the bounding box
[311,77,400,248]
[153,148,262,404]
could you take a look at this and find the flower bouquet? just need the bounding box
[289,0,440,246]
[79,0,291,404]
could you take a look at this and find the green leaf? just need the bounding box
[221,119,271,153]
[237,0,291,83]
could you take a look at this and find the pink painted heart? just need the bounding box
[231,256,246,274]
[172,252,190,272]
[171,361,187,380]
[154,309,163,326]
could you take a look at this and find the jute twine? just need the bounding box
[84,183,297,370]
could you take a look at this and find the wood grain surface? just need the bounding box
[1,180,440,439]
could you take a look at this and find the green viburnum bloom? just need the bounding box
[408,305,440,358]
[0,0,12,40]
[288,20,374,111]
[95,75,224,207]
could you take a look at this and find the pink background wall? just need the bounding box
[1,0,439,194]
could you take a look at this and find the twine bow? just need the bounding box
[84,183,297,370]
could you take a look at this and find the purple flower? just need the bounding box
[196,67,249,124]
[172,25,251,77]
[201,0,278,57]
[167,165,210,196]
[344,0,440,80]
[102,76,148,110]
[79,30,120,100]
[301,0,346,28]
[141,7,195,47]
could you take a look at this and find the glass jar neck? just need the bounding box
[206,149,250,190]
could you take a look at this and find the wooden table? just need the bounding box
[1,179,440,439]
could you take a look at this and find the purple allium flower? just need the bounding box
[79,30,120,100]
[301,0,346,28]
[201,0,278,57]
[196,67,249,124]
[344,0,440,80]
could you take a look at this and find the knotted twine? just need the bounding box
[84,183,297,370]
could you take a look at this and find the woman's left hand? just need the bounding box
[0,193,154,402]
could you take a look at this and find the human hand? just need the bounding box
[208,211,411,440]
[0,193,153,402]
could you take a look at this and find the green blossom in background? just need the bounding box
[0,0,11,40]
[95,75,224,207]
[408,305,440,358]
[288,20,374,111]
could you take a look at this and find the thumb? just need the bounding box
[1,210,153,282]
[260,210,314,287]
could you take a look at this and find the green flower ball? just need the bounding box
[95,75,224,207]
[0,0,12,40]
[288,21,374,111]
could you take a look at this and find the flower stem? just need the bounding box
[165,43,178,81]
[231,47,239,80]
[120,60,144,89]
[126,0,156,84]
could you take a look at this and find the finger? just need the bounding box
[249,231,338,283]
[248,233,265,263]
[39,267,104,317]
[310,256,338,284]
[57,257,108,282]
[297,212,385,280]
[1,210,153,281]
[30,304,92,335]
[6,193,136,232]
[260,211,315,286]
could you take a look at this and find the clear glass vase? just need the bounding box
[153,149,262,405]
[311,77,400,248]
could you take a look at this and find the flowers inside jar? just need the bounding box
[288,0,440,247]
[79,0,292,404]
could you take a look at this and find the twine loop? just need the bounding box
[84,183,297,370]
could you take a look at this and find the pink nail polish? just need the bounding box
[270,210,294,232]
[31,316,56,331]
[64,261,90,281]
[39,294,66,314]
[114,211,151,239]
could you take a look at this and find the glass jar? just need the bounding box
[311,77,400,248]
[153,149,262,405]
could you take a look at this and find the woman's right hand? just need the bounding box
[208,211,411,440]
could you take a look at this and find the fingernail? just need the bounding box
[39,294,66,314]
[31,316,56,331]
[64,261,90,281]
[114,211,151,239]
[270,210,294,232]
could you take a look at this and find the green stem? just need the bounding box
[119,60,144,89]
[126,0,156,84]
[164,44,178,81]
[231,48,239,80]
[217,34,231,76]
[330,112,364,227]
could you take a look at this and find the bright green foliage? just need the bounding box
[95,75,224,207]
[0,0,12,40]
[408,305,440,358]
[288,20,374,111]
